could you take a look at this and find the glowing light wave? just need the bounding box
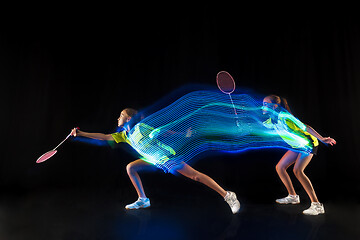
[126,91,314,172]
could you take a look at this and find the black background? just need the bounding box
[1,7,359,207]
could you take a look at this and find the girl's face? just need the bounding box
[117,110,131,127]
[262,97,278,114]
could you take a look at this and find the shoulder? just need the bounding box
[280,111,306,131]
[279,111,296,123]
[111,131,128,143]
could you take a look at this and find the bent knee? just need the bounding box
[276,164,285,172]
[293,168,304,177]
[126,163,134,174]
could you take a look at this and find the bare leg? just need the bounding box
[176,163,227,198]
[276,150,299,196]
[126,159,154,198]
[293,153,319,202]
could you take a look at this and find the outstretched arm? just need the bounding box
[71,128,115,141]
[305,125,336,146]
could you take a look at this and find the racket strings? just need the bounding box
[217,71,235,94]
[36,150,57,163]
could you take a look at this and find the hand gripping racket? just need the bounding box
[36,127,79,163]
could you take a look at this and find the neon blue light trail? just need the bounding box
[126,91,313,173]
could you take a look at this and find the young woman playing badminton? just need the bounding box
[70,108,240,214]
[262,95,336,215]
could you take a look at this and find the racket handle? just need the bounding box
[69,127,80,135]
[71,127,80,137]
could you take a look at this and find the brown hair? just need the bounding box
[123,108,138,118]
[124,108,143,129]
[267,95,292,114]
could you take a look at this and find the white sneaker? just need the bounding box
[303,202,325,215]
[276,195,300,204]
[224,191,240,214]
[125,197,151,210]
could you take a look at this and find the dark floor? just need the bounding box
[0,187,358,240]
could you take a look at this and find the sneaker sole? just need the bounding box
[303,210,325,215]
[276,201,300,205]
[125,205,151,210]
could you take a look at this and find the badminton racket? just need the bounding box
[36,127,79,163]
[216,71,238,115]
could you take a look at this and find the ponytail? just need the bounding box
[280,97,292,114]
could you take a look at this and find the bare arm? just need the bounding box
[306,125,336,146]
[71,128,115,141]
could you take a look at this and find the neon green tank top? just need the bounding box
[263,111,318,150]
